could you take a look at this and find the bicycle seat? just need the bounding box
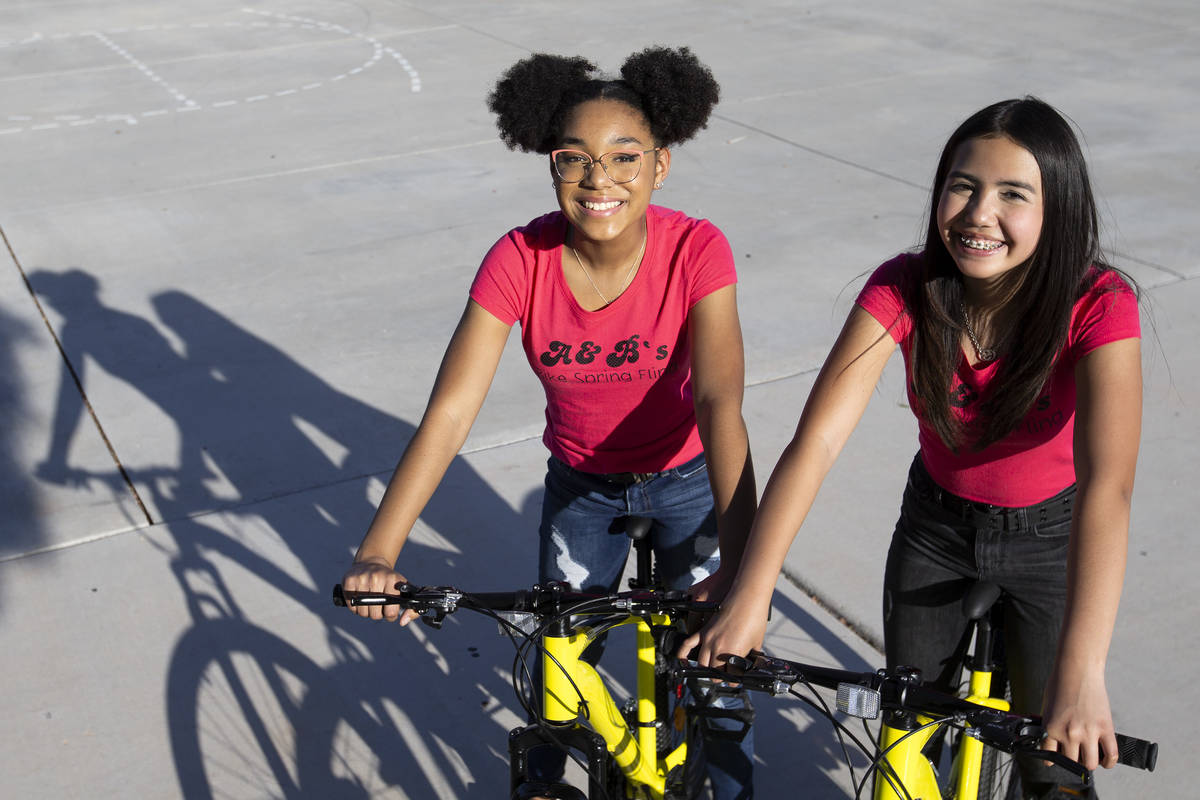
[624,515,653,541]
[962,581,1002,621]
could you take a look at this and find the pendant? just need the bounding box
[978,347,996,362]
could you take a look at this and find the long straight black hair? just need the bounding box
[909,97,1117,451]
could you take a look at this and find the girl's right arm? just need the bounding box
[682,306,896,665]
[342,299,513,622]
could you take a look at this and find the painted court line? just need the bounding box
[0,9,423,136]
[89,30,197,109]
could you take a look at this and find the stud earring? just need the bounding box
[654,181,664,189]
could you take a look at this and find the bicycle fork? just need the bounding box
[951,667,1010,799]
[539,614,683,798]
[873,666,1010,800]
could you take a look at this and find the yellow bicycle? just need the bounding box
[334,549,1156,800]
[334,517,749,800]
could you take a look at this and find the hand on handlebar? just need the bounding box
[676,590,768,668]
[1041,663,1119,771]
[340,558,418,625]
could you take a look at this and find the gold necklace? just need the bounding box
[569,234,646,306]
[960,302,997,361]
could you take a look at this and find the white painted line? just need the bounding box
[5,10,424,133]
[89,30,197,109]
[247,8,422,94]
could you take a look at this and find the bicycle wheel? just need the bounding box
[978,745,1020,800]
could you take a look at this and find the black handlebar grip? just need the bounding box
[1114,734,1157,771]
[332,584,348,607]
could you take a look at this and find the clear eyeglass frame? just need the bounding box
[550,147,660,184]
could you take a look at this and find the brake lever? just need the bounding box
[972,719,1092,785]
[1027,749,1093,785]
[674,655,797,696]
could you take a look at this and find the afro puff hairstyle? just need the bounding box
[487,46,720,154]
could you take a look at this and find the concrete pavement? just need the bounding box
[1,1,1193,796]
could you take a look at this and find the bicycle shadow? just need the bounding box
[28,267,543,798]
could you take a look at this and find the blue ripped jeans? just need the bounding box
[530,453,754,800]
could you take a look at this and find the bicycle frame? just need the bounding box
[875,582,1011,800]
[874,661,1009,800]
[535,610,687,798]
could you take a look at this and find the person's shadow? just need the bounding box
[29,268,543,798]
[0,303,43,562]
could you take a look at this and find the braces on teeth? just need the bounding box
[960,235,1002,250]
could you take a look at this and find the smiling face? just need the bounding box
[936,135,1044,292]
[553,98,669,248]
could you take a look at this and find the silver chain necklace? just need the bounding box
[960,302,997,362]
[569,233,646,306]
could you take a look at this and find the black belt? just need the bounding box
[557,452,705,486]
[909,457,1074,530]
[593,470,658,485]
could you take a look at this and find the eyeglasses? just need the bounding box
[550,148,659,184]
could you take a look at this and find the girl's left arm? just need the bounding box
[687,284,757,601]
[1044,336,1142,771]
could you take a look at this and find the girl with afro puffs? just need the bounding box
[342,47,756,799]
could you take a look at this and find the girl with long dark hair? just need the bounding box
[341,47,756,799]
[687,97,1140,798]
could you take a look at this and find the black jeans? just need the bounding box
[883,455,1091,797]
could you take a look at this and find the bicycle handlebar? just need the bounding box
[332,585,1158,777]
[332,581,716,627]
[679,652,1158,774]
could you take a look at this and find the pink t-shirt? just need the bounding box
[857,253,1140,506]
[470,205,737,473]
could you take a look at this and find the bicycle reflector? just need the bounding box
[836,683,881,719]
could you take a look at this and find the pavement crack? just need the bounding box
[712,113,929,192]
[2,224,155,527]
[779,564,884,655]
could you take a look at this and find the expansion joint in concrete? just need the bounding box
[778,564,884,655]
[2,223,155,528]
